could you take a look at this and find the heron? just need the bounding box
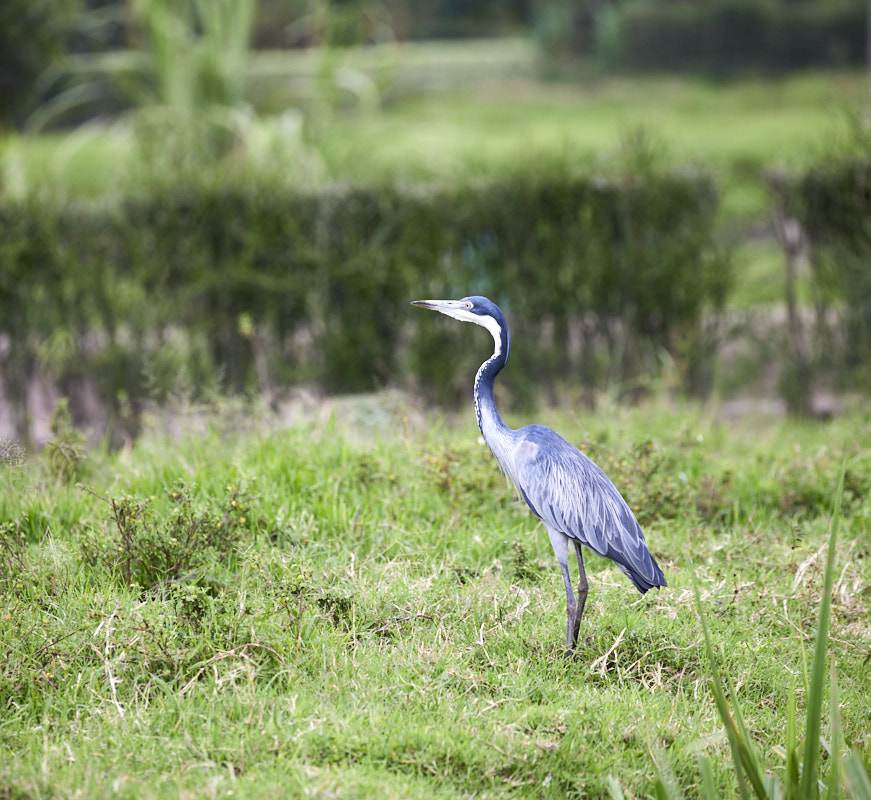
[412,296,666,656]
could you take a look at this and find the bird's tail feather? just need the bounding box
[620,558,667,593]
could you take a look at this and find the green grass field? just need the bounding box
[2,396,870,797]
[318,70,865,215]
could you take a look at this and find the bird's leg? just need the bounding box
[560,563,579,658]
[558,561,577,656]
[547,528,577,657]
[570,541,589,652]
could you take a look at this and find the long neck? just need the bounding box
[474,322,513,457]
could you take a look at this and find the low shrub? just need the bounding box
[80,481,251,589]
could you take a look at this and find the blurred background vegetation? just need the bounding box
[1,0,871,446]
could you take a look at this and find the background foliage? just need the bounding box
[6,0,866,131]
[591,0,865,76]
[778,156,871,392]
[0,0,80,128]
[0,161,726,443]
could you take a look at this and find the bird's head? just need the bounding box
[411,296,508,357]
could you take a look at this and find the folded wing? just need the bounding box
[513,425,666,593]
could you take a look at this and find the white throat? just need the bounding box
[439,309,501,357]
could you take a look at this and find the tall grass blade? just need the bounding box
[824,659,841,800]
[698,755,719,800]
[606,776,627,800]
[798,625,810,702]
[844,751,871,800]
[691,571,754,800]
[722,670,769,797]
[784,684,800,795]
[651,746,684,800]
[800,466,844,799]
[763,775,782,800]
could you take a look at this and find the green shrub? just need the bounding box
[0,164,728,442]
[790,158,871,388]
[43,398,88,482]
[595,0,864,76]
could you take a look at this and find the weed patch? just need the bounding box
[80,481,251,590]
[43,398,88,483]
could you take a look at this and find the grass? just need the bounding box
[2,395,870,797]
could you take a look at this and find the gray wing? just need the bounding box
[513,425,666,592]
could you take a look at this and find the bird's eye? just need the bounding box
[464,302,473,309]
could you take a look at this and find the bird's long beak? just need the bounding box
[411,299,465,314]
[411,299,474,324]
